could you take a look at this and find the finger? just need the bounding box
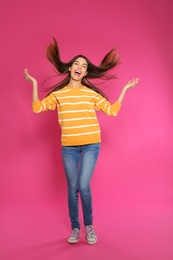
[23,69,27,76]
[135,78,139,84]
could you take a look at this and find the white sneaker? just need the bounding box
[68,228,80,244]
[85,225,97,244]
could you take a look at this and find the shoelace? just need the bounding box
[72,229,79,236]
[86,226,95,236]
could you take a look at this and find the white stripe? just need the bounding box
[47,99,52,109]
[62,130,100,137]
[103,103,108,110]
[97,99,104,106]
[80,88,97,94]
[56,95,98,100]
[58,109,95,114]
[53,89,71,94]
[41,101,46,111]
[81,89,94,92]
[53,87,98,95]
[62,124,99,129]
[58,101,91,106]
[58,117,97,122]
[112,112,117,116]
[54,88,96,94]
[108,106,110,116]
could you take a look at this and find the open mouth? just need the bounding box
[74,70,81,76]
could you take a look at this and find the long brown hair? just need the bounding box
[44,37,120,99]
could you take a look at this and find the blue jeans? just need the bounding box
[62,143,100,230]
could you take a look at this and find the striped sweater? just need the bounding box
[32,86,121,146]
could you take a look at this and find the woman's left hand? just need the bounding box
[125,78,139,90]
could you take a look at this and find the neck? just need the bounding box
[67,79,83,88]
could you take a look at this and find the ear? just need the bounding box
[84,71,88,77]
[69,67,71,72]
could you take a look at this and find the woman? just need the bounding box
[24,38,139,245]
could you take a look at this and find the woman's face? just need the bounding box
[69,57,88,81]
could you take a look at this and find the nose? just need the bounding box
[77,64,81,69]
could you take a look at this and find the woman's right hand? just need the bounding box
[24,69,39,101]
[23,69,37,84]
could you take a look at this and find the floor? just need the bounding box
[1,201,173,260]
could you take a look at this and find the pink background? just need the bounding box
[1,0,173,259]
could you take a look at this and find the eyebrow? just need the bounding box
[75,60,87,66]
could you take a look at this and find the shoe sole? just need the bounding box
[68,238,79,244]
[86,238,97,245]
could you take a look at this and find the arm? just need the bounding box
[23,69,39,101]
[24,69,58,113]
[94,77,139,117]
[117,78,139,104]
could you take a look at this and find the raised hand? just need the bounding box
[23,69,39,101]
[116,77,139,104]
[23,69,37,83]
[124,78,139,90]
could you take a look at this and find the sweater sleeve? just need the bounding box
[93,94,121,116]
[32,93,58,113]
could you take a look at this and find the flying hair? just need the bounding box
[44,37,120,99]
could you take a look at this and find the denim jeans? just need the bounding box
[62,143,100,230]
